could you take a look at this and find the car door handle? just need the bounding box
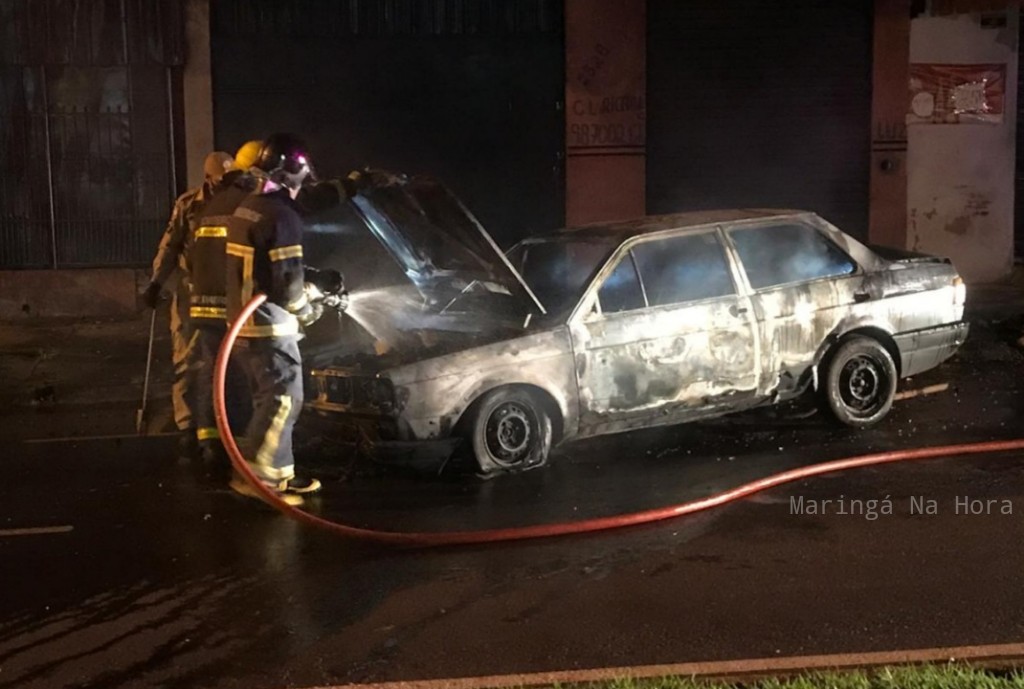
[729,304,748,317]
[854,291,871,303]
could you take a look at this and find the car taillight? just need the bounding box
[953,276,966,306]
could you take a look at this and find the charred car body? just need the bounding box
[300,175,968,474]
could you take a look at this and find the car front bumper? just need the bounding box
[895,321,970,377]
[301,406,461,473]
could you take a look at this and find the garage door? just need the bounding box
[211,0,564,247]
[647,0,872,238]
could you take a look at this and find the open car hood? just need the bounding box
[301,283,529,371]
[349,175,545,314]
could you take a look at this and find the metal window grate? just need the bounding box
[0,0,182,269]
[213,0,562,38]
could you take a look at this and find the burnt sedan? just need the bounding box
[301,176,968,475]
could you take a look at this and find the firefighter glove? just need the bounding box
[305,266,344,295]
[334,290,350,312]
[363,168,405,189]
[341,170,365,198]
[297,301,324,327]
[142,282,163,309]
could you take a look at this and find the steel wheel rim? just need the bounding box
[839,354,888,416]
[485,402,534,465]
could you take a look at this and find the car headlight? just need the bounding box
[365,377,395,408]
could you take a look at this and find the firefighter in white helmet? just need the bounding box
[185,141,264,467]
[142,151,233,455]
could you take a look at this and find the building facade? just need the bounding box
[0,0,1018,316]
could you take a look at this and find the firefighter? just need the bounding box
[187,140,263,465]
[225,133,326,506]
[143,151,233,454]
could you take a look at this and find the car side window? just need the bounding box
[597,252,646,314]
[729,223,856,290]
[631,232,736,307]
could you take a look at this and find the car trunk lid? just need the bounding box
[869,244,952,266]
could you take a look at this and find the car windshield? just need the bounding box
[506,237,618,318]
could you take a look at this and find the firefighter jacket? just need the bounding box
[188,171,258,324]
[225,187,316,339]
[151,185,207,289]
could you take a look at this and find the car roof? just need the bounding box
[528,209,812,243]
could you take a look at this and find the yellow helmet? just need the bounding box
[233,139,263,171]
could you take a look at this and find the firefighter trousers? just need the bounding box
[232,336,304,482]
[169,282,195,432]
[191,323,249,445]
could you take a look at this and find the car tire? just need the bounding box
[465,387,552,476]
[823,336,898,428]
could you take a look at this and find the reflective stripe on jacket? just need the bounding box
[189,171,257,323]
[225,188,314,338]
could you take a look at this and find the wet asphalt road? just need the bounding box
[2,323,1024,689]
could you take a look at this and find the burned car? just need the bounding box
[300,176,968,474]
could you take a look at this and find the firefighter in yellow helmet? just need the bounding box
[143,151,233,454]
[233,139,263,172]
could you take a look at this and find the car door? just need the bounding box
[723,220,860,397]
[570,228,761,435]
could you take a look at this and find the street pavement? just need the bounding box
[1,318,1023,688]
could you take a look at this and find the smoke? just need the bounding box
[514,239,616,315]
[565,223,857,315]
[301,286,421,365]
[729,223,855,290]
[631,232,734,304]
[302,211,408,292]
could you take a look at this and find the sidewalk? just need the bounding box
[0,309,176,440]
[2,276,1023,442]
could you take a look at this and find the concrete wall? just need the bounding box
[908,10,1018,282]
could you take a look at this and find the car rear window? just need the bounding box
[729,223,856,290]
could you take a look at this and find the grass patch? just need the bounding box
[559,665,1024,689]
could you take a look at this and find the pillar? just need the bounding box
[565,0,646,226]
[869,0,911,248]
[183,0,214,188]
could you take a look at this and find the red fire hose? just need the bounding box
[215,294,1024,548]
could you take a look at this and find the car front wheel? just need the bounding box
[466,387,552,475]
[823,336,897,428]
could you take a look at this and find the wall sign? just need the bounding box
[908,63,1006,124]
[566,0,646,151]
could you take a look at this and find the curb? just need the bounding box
[308,642,1024,689]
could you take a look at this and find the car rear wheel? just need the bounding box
[466,387,552,475]
[823,336,897,428]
